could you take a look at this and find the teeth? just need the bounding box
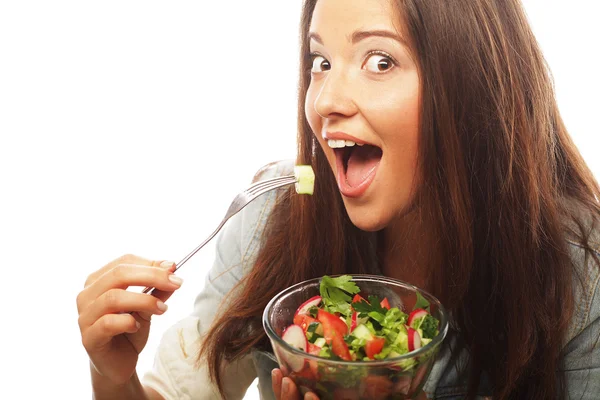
[327,139,345,148]
[327,139,360,148]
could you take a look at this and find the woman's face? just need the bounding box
[305,0,421,232]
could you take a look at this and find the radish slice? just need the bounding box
[294,295,322,316]
[281,324,308,372]
[407,308,429,328]
[282,325,308,351]
[407,327,421,352]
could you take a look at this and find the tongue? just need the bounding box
[346,145,382,187]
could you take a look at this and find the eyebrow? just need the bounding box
[308,29,407,46]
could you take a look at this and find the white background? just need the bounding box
[0,1,598,398]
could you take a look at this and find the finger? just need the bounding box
[82,313,140,351]
[78,258,175,313]
[281,377,301,400]
[134,288,175,322]
[78,263,181,312]
[84,254,164,288]
[79,289,168,329]
[305,392,320,400]
[272,369,283,400]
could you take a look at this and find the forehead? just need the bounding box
[309,0,400,36]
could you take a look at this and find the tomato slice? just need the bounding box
[329,329,352,360]
[317,309,351,360]
[352,294,368,304]
[380,297,390,310]
[365,337,386,359]
[293,314,319,332]
[317,309,348,336]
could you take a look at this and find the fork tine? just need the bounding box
[246,175,295,190]
[247,176,297,198]
[245,175,296,195]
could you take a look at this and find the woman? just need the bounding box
[77,0,600,398]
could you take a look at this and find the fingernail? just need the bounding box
[160,261,175,269]
[156,300,168,312]
[282,378,289,395]
[168,274,183,286]
[135,321,141,329]
[271,370,277,381]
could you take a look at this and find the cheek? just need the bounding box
[366,83,420,142]
[364,81,421,193]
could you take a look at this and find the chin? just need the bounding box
[344,206,391,232]
[343,196,418,233]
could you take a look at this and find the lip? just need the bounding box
[323,131,373,146]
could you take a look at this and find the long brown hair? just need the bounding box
[200,0,600,398]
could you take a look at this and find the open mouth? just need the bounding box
[332,142,383,191]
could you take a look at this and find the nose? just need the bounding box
[313,69,358,119]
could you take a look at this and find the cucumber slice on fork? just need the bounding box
[294,165,315,195]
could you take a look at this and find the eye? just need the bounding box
[363,51,397,73]
[310,53,331,73]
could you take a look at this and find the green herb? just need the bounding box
[352,295,387,318]
[344,334,356,345]
[319,275,360,316]
[419,314,439,339]
[414,291,430,311]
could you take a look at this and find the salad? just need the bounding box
[280,275,440,371]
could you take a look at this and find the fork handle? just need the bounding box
[140,174,296,296]
[141,219,227,296]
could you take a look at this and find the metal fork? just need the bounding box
[141,174,297,295]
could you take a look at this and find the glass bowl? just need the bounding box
[262,275,449,400]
